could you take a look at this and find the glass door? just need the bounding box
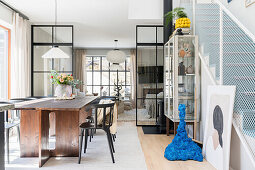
[136,25,164,126]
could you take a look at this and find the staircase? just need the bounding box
[180,0,255,167]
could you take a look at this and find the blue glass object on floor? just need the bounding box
[164,104,203,162]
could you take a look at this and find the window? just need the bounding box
[86,56,131,99]
[0,26,10,100]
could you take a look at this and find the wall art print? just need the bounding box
[203,85,236,170]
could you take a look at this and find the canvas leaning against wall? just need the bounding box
[203,85,236,170]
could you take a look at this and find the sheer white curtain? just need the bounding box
[11,13,30,98]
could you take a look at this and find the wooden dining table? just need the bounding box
[15,96,98,167]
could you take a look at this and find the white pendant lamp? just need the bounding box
[42,0,69,59]
[107,40,126,70]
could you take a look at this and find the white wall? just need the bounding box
[219,0,255,36]
[0,3,12,25]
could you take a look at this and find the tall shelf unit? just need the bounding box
[164,35,200,138]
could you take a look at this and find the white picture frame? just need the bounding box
[245,0,255,7]
[203,85,236,170]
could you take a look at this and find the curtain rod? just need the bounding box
[0,0,29,20]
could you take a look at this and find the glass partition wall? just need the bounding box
[136,25,164,126]
[31,25,73,96]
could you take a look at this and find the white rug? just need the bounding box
[118,109,156,123]
[5,122,147,170]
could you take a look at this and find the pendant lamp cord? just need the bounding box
[114,40,118,50]
[54,0,57,43]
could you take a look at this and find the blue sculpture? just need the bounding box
[164,104,203,162]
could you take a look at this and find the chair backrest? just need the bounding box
[100,96,118,101]
[92,103,115,130]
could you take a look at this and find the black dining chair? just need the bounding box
[78,102,115,164]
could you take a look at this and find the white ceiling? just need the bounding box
[5,0,163,48]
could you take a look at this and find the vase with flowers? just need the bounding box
[50,70,74,99]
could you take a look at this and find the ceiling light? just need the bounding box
[42,0,69,59]
[106,40,126,64]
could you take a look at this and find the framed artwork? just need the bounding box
[203,85,236,170]
[245,0,255,7]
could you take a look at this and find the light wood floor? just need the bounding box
[137,127,216,170]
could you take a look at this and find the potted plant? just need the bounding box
[50,70,74,99]
[164,7,191,30]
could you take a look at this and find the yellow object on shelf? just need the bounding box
[175,17,191,29]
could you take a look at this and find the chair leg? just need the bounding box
[106,130,115,163]
[112,134,115,142]
[17,125,20,145]
[84,129,88,153]
[108,131,115,153]
[5,129,10,164]
[89,129,92,142]
[91,129,94,138]
[78,129,84,164]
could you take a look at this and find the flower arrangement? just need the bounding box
[50,70,74,85]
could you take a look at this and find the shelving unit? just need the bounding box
[164,35,200,138]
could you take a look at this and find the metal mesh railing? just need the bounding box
[179,0,255,162]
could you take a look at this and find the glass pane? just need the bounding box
[124,86,131,101]
[93,57,101,70]
[86,86,92,94]
[101,86,110,96]
[93,86,100,96]
[137,99,156,125]
[86,57,92,70]
[126,72,131,85]
[157,46,164,91]
[102,57,109,70]
[54,46,72,71]
[93,72,101,85]
[102,71,109,85]
[86,72,92,85]
[0,28,8,100]
[34,27,52,43]
[53,27,72,43]
[34,46,52,71]
[137,46,156,67]
[118,72,125,84]
[110,72,117,85]
[33,73,53,96]
[110,86,115,96]
[157,27,164,43]
[137,27,156,43]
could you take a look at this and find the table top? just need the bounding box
[15,96,98,111]
[0,103,15,112]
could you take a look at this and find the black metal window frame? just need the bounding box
[136,25,164,126]
[31,25,74,96]
[86,55,131,96]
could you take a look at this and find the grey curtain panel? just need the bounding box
[74,49,86,92]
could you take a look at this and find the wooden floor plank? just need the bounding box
[137,127,216,170]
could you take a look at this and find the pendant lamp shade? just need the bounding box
[41,0,70,59]
[106,50,126,63]
[42,46,70,58]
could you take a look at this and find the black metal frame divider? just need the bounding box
[31,25,73,96]
[135,25,164,126]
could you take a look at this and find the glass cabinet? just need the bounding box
[164,35,200,123]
